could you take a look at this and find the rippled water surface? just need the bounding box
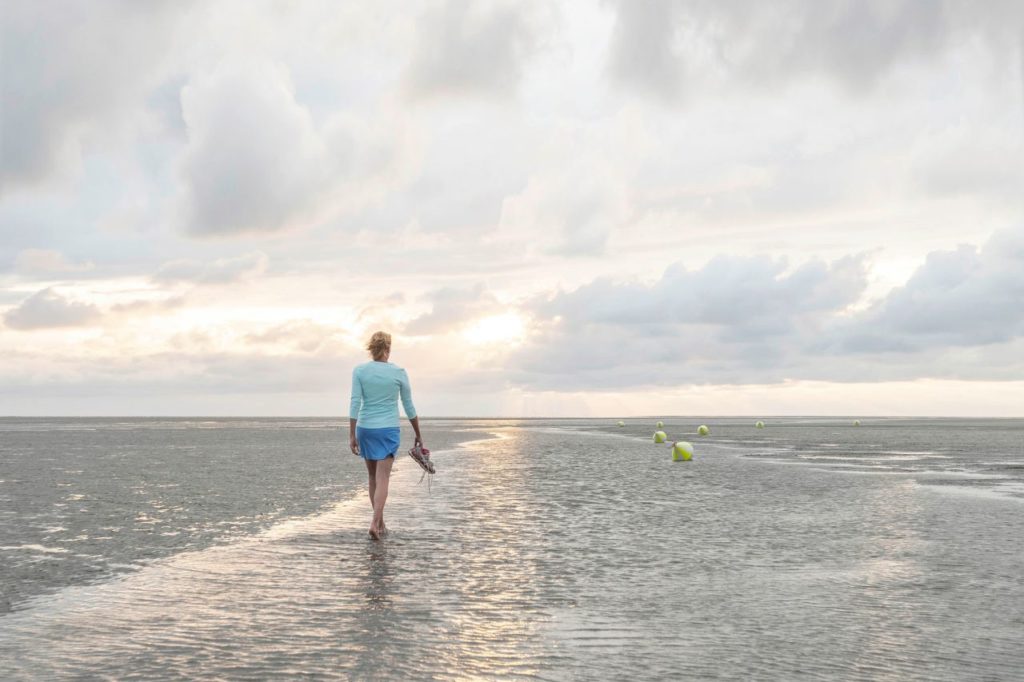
[2,417,1023,680]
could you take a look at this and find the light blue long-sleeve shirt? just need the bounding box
[349,361,417,428]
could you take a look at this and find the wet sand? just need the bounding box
[2,419,1023,679]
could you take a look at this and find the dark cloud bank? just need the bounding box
[509,225,1024,389]
[0,1,187,190]
[606,0,1024,100]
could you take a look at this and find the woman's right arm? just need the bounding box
[349,418,359,455]
[349,367,362,455]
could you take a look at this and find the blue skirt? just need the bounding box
[356,426,400,461]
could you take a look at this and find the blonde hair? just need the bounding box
[366,331,392,361]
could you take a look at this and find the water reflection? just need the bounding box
[2,424,1023,680]
[360,539,393,611]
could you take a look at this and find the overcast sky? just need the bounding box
[2,0,1023,416]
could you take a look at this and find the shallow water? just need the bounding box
[2,418,1023,679]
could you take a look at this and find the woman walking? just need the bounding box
[349,331,423,540]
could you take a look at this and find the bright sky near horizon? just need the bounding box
[1,1,1023,417]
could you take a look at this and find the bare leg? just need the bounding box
[364,459,379,539]
[372,455,394,537]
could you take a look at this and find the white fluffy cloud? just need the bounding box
[535,254,866,332]
[405,0,548,98]
[403,284,499,335]
[177,61,342,236]
[499,157,630,256]
[3,288,102,330]
[0,1,187,190]
[243,319,350,354]
[606,0,1024,100]
[154,251,268,284]
[510,253,869,388]
[832,225,1024,351]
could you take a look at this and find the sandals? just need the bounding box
[408,444,435,490]
[408,444,435,474]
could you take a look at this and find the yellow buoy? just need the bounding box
[672,441,693,461]
[656,421,664,429]
[653,430,668,443]
[853,419,861,426]
[617,421,625,427]
[755,420,765,429]
[697,425,710,436]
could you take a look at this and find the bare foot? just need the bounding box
[368,524,381,540]
[380,521,388,536]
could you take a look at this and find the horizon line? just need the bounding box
[2,415,1022,420]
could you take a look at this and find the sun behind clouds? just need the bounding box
[462,313,526,346]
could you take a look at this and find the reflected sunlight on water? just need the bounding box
[2,419,1023,679]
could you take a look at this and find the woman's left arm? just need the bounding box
[349,418,359,455]
[399,370,422,447]
[409,416,423,448]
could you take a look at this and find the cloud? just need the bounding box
[343,106,530,236]
[911,125,1024,204]
[153,251,269,284]
[606,0,684,101]
[2,286,181,330]
[14,249,95,274]
[0,350,361,400]
[534,254,867,336]
[498,158,629,256]
[2,0,1022,416]
[177,61,343,236]
[832,225,1024,352]
[0,1,187,190]
[243,320,348,354]
[509,226,1024,389]
[405,0,546,98]
[109,296,187,316]
[3,288,102,330]
[605,0,1024,100]
[510,253,868,388]
[402,284,499,335]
